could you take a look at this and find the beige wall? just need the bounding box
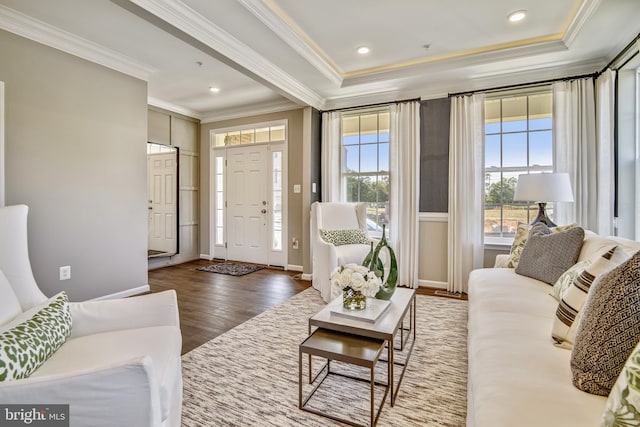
[200,108,304,268]
[417,215,510,288]
[418,218,448,286]
[0,30,148,301]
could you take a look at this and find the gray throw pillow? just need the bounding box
[515,223,585,285]
[570,251,640,396]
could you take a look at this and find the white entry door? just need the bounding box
[148,152,177,254]
[227,145,268,264]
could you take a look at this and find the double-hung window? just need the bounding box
[484,90,553,243]
[341,109,390,238]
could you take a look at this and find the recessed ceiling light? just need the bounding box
[209,87,220,93]
[508,10,527,22]
[357,46,370,55]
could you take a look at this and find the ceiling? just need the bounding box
[0,0,639,122]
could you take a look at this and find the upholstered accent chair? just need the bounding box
[0,205,182,427]
[310,202,373,302]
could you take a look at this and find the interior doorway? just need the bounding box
[147,143,178,257]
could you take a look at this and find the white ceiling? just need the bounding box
[0,0,639,122]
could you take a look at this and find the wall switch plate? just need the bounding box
[312,182,317,193]
[293,184,301,193]
[59,266,71,281]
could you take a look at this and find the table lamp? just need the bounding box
[513,173,574,227]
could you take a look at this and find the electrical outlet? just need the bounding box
[59,266,71,281]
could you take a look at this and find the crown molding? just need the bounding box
[128,0,325,110]
[341,38,568,87]
[147,97,202,119]
[563,0,601,47]
[0,5,155,81]
[200,99,299,123]
[238,0,343,86]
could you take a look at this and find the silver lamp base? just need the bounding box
[530,202,556,227]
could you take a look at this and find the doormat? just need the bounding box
[196,262,264,277]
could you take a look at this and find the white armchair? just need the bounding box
[0,205,182,427]
[310,202,373,302]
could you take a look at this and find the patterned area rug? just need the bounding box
[181,288,468,426]
[196,262,264,276]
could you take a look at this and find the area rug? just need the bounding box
[181,288,468,426]
[196,262,264,276]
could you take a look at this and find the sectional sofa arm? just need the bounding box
[69,290,180,338]
[0,356,162,427]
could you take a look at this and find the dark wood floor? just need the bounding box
[148,260,309,354]
[148,259,466,355]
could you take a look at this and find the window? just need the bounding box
[341,109,390,237]
[484,91,553,242]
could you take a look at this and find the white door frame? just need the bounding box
[209,120,288,268]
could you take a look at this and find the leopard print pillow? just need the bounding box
[320,229,370,246]
[0,292,72,381]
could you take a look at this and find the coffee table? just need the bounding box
[308,287,417,406]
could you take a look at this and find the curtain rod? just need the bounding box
[448,72,597,98]
[321,97,421,114]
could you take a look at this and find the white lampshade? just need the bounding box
[513,173,574,203]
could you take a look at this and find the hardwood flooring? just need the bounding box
[148,259,466,355]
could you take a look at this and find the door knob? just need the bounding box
[261,209,267,214]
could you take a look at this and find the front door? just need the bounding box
[226,145,268,264]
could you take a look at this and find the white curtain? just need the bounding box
[595,69,616,236]
[447,94,485,294]
[553,78,597,230]
[321,111,342,202]
[389,101,421,288]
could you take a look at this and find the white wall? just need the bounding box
[0,30,148,301]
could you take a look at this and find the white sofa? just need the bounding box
[0,205,183,427]
[467,232,640,427]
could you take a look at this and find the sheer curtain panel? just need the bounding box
[595,69,616,236]
[552,77,597,230]
[447,94,485,294]
[321,111,342,202]
[389,101,420,288]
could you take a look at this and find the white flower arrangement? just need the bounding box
[330,263,382,298]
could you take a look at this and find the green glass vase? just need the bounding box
[362,224,398,300]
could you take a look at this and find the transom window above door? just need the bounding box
[214,124,285,147]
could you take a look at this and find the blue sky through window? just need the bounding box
[484,118,553,169]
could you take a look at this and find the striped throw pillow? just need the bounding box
[551,247,623,349]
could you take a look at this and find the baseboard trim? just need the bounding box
[91,285,150,301]
[418,279,448,290]
[200,254,213,260]
[301,273,312,281]
[287,264,303,272]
